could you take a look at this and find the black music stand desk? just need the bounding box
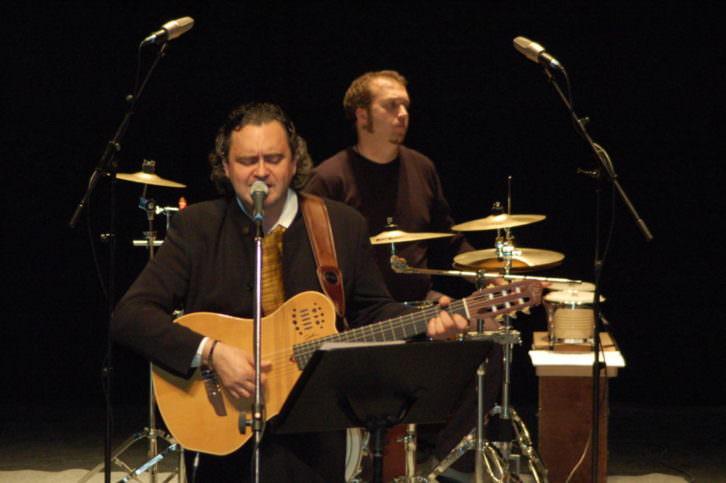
[275,340,493,483]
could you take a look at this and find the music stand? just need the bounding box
[275,339,494,483]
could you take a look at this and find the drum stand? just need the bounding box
[390,234,558,482]
[79,195,184,483]
[428,236,547,483]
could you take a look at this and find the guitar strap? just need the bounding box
[299,192,349,330]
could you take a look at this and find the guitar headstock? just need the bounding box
[465,279,544,322]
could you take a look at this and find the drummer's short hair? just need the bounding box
[343,70,408,121]
[209,102,312,195]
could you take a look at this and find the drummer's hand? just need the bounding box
[426,296,469,339]
[203,341,272,400]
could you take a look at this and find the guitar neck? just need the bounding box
[292,279,542,369]
[293,300,468,368]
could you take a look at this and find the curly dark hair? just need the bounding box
[209,102,313,195]
[342,70,408,121]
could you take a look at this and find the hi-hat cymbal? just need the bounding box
[547,281,596,292]
[116,171,186,188]
[453,247,564,273]
[370,229,454,245]
[452,213,545,231]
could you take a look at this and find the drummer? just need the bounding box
[304,69,475,302]
[304,70,497,476]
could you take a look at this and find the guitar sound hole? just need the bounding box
[291,303,326,335]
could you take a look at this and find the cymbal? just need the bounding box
[452,213,545,231]
[116,171,186,188]
[453,247,564,273]
[547,281,596,292]
[370,229,453,245]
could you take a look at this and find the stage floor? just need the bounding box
[0,402,721,482]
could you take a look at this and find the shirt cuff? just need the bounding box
[191,336,210,368]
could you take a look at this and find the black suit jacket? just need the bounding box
[111,195,409,376]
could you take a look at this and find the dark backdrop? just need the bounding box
[4,2,724,410]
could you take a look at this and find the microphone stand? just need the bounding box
[541,65,653,482]
[242,215,266,483]
[69,41,168,483]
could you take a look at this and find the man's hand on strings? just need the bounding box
[426,296,469,339]
[204,341,272,399]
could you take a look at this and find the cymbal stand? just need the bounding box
[486,233,548,483]
[391,242,550,481]
[80,189,185,483]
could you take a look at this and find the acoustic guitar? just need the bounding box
[151,280,542,455]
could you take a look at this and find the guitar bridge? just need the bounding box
[201,367,227,417]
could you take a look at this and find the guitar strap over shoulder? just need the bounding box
[299,192,348,330]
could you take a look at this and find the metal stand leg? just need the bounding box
[79,215,186,483]
[425,267,549,482]
[77,367,186,483]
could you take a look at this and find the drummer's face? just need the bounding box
[359,77,410,144]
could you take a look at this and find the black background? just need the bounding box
[4,2,724,411]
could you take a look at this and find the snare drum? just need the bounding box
[544,290,605,345]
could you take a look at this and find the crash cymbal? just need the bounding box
[453,247,564,273]
[452,213,545,231]
[116,171,186,188]
[370,229,454,245]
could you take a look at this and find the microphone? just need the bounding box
[142,17,195,45]
[250,181,269,221]
[513,36,563,71]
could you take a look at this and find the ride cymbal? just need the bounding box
[370,230,453,245]
[452,213,545,231]
[453,247,564,273]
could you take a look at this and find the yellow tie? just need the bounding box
[261,225,286,315]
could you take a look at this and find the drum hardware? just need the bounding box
[132,203,181,248]
[391,255,578,286]
[79,162,186,483]
[388,205,550,482]
[462,330,521,346]
[385,260,554,482]
[389,424,428,483]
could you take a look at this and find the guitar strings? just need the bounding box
[260,286,530,360]
[237,285,535,390]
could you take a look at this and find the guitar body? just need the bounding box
[152,290,337,455]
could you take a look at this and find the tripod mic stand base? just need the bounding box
[77,427,184,483]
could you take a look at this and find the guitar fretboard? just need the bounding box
[291,279,541,369]
[292,299,468,368]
